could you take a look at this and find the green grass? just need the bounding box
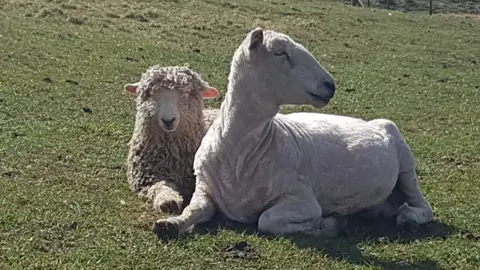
[336,0,480,15]
[1,0,480,269]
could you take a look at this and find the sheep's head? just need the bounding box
[238,27,336,109]
[124,66,219,132]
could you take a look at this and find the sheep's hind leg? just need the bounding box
[368,118,434,229]
[395,170,434,230]
[258,189,345,237]
[147,181,184,214]
[152,186,216,240]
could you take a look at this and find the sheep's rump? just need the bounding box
[275,112,403,214]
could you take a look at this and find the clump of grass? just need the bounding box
[60,3,77,10]
[105,12,121,19]
[143,10,161,19]
[123,12,149,22]
[68,16,87,25]
[34,7,64,18]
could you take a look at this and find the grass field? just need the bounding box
[337,0,480,14]
[1,0,480,269]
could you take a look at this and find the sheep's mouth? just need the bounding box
[162,125,177,132]
[160,121,178,132]
[308,92,329,105]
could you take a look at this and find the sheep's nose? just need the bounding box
[161,117,176,126]
[324,81,336,98]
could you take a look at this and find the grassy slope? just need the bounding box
[337,0,480,15]
[1,0,479,269]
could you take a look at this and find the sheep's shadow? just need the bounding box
[188,213,471,270]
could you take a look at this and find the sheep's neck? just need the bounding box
[220,72,278,138]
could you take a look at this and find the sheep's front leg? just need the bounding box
[146,181,184,214]
[258,189,345,237]
[152,185,216,240]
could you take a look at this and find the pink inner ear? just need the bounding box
[202,87,219,99]
[124,84,138,94]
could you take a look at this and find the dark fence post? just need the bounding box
[429,0,433,15]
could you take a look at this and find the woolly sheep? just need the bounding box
[152,28,434,238]
[124,66,219,214]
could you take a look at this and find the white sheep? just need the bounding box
[124,66,219,214]
[151,28,434,238]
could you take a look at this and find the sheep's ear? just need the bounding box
[248,27,264,50]
[124,82,140,94]
[202,87,219,99]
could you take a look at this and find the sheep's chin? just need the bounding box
[306,92,330,109]
[311,100,328,109]
[162,126,178,133]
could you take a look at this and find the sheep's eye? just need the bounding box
[273,51,290,60]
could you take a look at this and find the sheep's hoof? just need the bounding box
[158,200,182,215]
[396,212,420,233]
[397,218,420,233]
[152,219,180,240]
[396,205,422,233]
